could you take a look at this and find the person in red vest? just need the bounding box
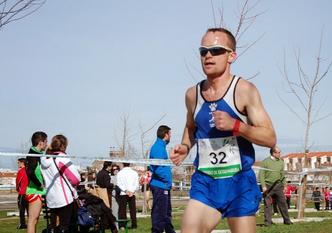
[16,157,29,229]
[324,187,330,210]
[284,181,296,209]
[140,167,152,210]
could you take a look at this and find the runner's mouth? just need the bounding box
[204,62,215,66]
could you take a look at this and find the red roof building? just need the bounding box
[282,151,332,171]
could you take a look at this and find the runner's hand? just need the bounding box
[212,110,236,131]
[170,144,188,166]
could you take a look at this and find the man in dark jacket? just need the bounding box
[149,125,175,233]
[311,187,322,211]
[96,161,114,208]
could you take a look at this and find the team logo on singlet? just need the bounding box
[208,103,217,128]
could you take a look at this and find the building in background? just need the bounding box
[283,152,332,185]
[0,169,16,192]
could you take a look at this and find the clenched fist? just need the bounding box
[212,110,236,131]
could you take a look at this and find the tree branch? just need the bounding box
[312,112,332,125]
[0,0,45,29]
[281,52,308,111]
[210,0,217,27]
[277,90,305,124]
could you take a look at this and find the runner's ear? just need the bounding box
[228,51,237,64]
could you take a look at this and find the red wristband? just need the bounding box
[232,119,241,136]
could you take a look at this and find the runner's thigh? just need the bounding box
[181,199,221,233]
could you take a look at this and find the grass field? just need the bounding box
[1,208,332,233]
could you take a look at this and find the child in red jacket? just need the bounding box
[16,158,29,229]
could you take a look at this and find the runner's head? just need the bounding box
[205,28,236,52]
[200,28,237,78]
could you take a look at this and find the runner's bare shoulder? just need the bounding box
[234,78,260,114]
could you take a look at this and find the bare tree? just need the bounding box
[279,31,332,218]
[111,113,138,158]
[0,0,45,29]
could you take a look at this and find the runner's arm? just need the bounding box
[235,80,276,148]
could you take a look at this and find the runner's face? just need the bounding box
[200,31,235,78]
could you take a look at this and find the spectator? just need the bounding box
[96,161,114,208]
[110,164,121,226]
[285,181,297,209]
[322,187,326,210]
[87,171,96,188]
[150,125,175,233]
[117,163,139,229]
[140,167,152,211]
[41,134,81,233]
[26,131,47,233]
[311,187,322,211]
[324,187,330,210]
[259,146,292,226]
[16,158,28,229]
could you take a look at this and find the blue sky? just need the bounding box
[1,1,331,169]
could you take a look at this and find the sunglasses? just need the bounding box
[199,45,233,57]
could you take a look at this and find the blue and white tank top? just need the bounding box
[193,75,255,176]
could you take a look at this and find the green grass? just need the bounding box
[1,208,332,233]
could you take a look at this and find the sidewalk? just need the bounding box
[270,216,332,223]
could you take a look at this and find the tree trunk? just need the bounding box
[297,150,309,219]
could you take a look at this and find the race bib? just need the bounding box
[198,136,242,179]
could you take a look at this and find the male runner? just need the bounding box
[170,28,276,233]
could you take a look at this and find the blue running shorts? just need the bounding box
[190,169,262,218]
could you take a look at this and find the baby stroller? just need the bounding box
[77,187,118,233]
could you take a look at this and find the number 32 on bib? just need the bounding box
[198,136,242,179]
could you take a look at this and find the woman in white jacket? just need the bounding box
[41,135,80,233]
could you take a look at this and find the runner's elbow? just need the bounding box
[256,132,276,148]
[267,133,276,148]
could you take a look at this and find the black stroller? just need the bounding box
[77,187,118,233]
